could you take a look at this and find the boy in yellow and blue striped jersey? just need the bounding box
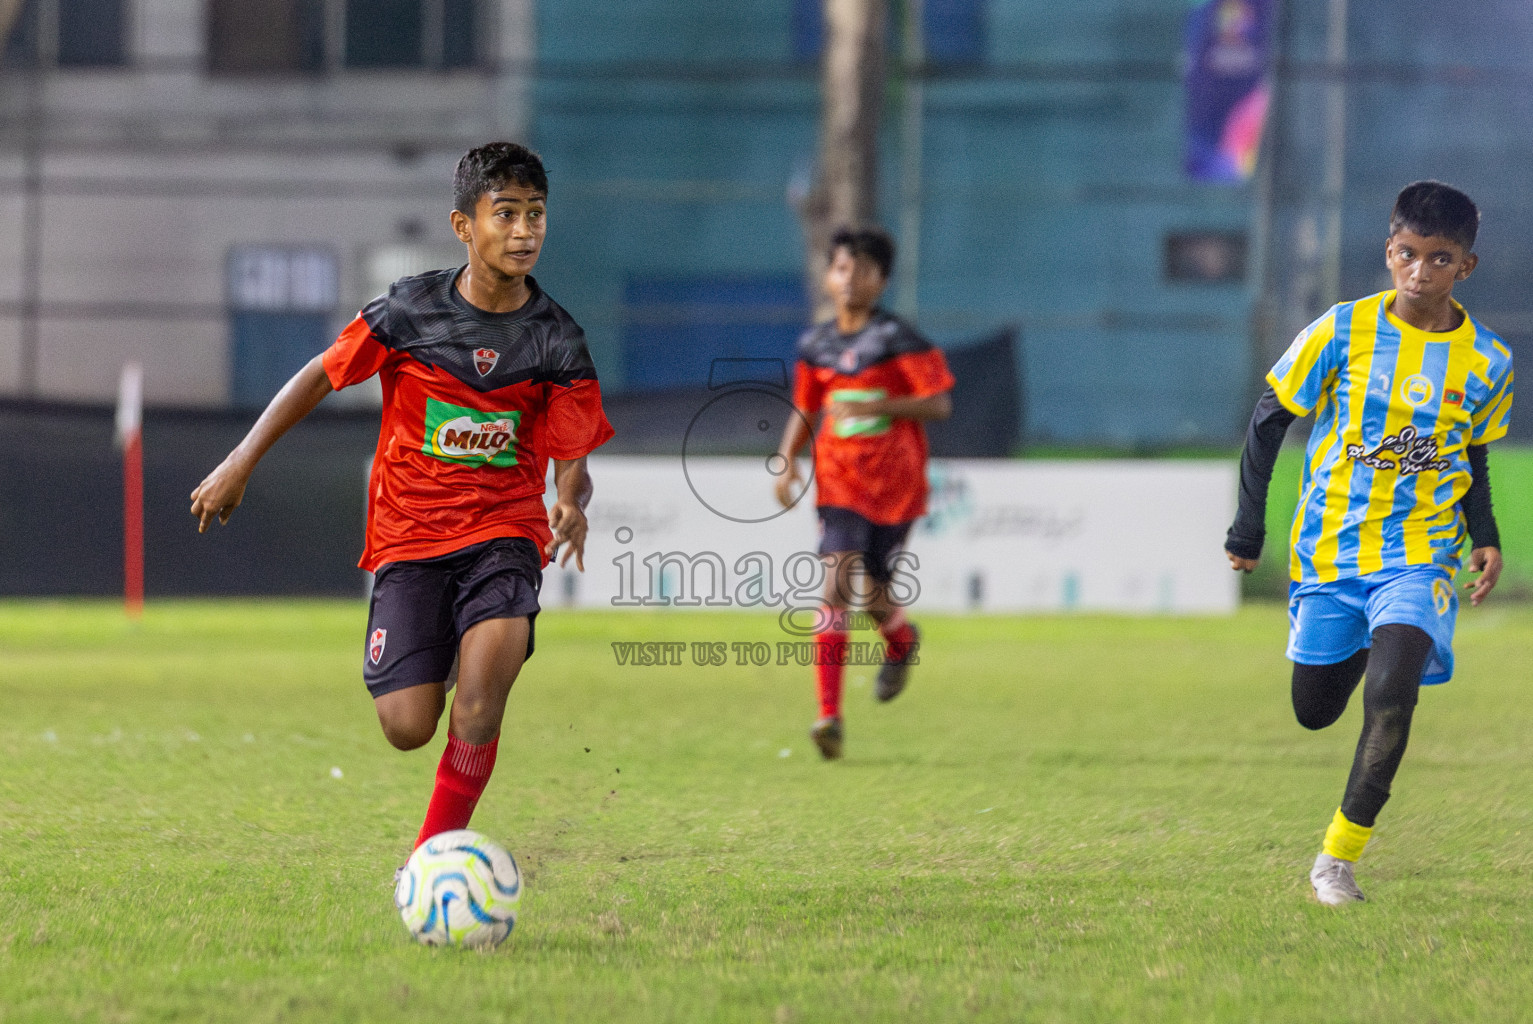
[1225,181,1513,906]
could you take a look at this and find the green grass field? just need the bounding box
[4,602,1533,1023]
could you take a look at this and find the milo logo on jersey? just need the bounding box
[828,388,892,438]
[422,398,522,468]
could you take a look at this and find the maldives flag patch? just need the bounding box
[473,348,500,376]
[1445,389,1465,406]
[369,628,387,665]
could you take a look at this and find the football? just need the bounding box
[395,829,521,949]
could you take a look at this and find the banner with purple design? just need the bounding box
[1184,0,1275,183]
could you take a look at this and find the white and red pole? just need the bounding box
[115,363,144,620]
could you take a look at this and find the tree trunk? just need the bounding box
[800,0,887,323]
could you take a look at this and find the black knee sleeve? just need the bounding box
[1291,648,1369,730]
[1339,623,1431,827]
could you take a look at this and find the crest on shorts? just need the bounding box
[473,348,500,376]
[369,627,387,664]
[1433,578,1453,616]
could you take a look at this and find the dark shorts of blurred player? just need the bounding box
[810,504,921,751]
[363,537,542,698]
[817,505,912,586]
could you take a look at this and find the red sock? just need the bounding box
[879,607,916,662]
[415,733,498,849]
[816,627,847,719]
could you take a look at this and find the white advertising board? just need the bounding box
[545,456,1239,615]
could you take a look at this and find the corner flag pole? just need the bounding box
[115,363,144,620]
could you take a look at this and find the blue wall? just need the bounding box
[530,0,1262,447]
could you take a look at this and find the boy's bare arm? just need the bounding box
[773,409,818,509]
[190,355,334,532]
[547,456,593,571]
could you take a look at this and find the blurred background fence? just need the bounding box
[0,398,376,595]
[0,328,1017,596]
[2,0,1532,596]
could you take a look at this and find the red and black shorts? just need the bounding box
[362,537,542,698]
[817,505,913,585]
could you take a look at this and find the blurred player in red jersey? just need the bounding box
[773,226,955,759]
[191,142,613,848]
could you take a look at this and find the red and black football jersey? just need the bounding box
[323,269,614,571]
[793,311,955,525]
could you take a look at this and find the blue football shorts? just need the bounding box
[1287,564,1458,686]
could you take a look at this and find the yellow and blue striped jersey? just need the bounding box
[1268,290,1514,583]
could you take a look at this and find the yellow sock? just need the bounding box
[1322,807,1372,862]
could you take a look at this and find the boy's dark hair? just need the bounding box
[453,142,548,216]
[1390,180,1479,250]
[830,225,896,279]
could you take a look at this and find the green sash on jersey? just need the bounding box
[422,398,522,467]
[828,388,891,438]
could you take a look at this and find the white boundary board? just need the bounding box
[544,456,1239,615]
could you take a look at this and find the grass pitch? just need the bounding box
[3,602,1533,1023]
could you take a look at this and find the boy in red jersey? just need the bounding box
[773,226,955,759]
[191,142,613,848]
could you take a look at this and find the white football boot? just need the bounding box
[1310,852,1366,905]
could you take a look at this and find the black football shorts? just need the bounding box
[817,505,913,585]
[362,537,542,698]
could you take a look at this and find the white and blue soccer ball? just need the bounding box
[395,829,521,949]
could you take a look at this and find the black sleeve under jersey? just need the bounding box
[1461,444,1500,550]
[1225,387,1298,560]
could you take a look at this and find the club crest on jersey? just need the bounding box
[473,348,500,376]
[422,398,522,468]
[369,628,387,665]
[1401,374,1435,407]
